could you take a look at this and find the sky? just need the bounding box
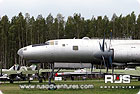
[0,0,140,19]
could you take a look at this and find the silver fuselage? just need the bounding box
[17,38,140,64]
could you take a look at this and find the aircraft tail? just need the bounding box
[30,65,37,70]
[9,64,20,71]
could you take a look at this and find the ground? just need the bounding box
[0,80,140,94]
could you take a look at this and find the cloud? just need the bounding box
[0,0,3,3]
[0,0,140,19]
[137,0,140,4]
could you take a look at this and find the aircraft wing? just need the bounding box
[93,68,140,76]
[0,70,19,75]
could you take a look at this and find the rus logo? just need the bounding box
[105,75,130,83]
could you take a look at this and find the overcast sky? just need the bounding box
[0,0,140,19]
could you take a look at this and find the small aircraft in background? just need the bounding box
[93,66,140,81]
[56,69,93,76]
[0,64,37,83]
[0,64,20,82]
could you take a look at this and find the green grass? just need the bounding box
[0,80,140,94]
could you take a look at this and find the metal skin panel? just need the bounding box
[17,39,140,64]
[113,44,140,63]
[53,39,97,63]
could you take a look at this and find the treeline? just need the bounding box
[0,12,140,68]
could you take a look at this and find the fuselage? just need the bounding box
[17,37,140,64]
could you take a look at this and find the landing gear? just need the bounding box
[106,63,109,73]
[112,65,114,74]
[91,63,94,73]
[10,79,13,83]
[36,63,43,83]
[138,78,140,81]
[48,63,57,90]
[48,63,54,85]
[39,77,43,83]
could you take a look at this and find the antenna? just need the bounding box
[109,30,112,50]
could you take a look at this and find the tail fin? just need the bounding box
[9,64,20,71]
[30,65,37,70]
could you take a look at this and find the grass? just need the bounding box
[0,80,140,94]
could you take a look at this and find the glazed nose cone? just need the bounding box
[17,48,23,58]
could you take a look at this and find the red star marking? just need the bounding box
[55,73,58,77]
[116,76,120,80]
[62,73,64,75]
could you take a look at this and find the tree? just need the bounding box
[136,14,140,39]
[0,12,140,68]
[0,15,10,68]
[46,13,54,40]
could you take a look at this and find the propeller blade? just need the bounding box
[99,32,105,52]
[102,33,105,52]
[109,56,114,74]
[109,56,112,67]
[100,60,103,75]
[99,42,102,51]
[106,62,109,73]
[110,30,112,41]
[112,66,114,74]
[91,63,94,73]
[109,30,112,50]
[102,56,106,68]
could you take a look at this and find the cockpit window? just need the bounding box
[55,41,58,45]
[32,43,49,47]
[32,41,55,47]
[49,41,54,45]
[45,42,49,45]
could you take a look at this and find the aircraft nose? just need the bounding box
[17,49,23,58]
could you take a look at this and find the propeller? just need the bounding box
[109,30,112,50]
[109,30,114,74]
[99,30,114,73]
[99,32,105,52]
[91,63,94,73]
